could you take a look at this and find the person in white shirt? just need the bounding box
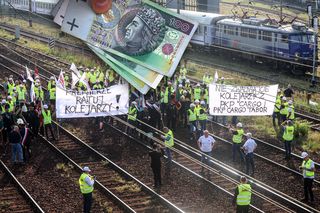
[242,133,257,176]
[197,130,216,178]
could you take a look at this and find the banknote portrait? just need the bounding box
[116,5,167,56]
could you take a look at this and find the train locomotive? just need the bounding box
[179,10,317,75]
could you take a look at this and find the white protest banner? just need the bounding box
[209,84,278,116]
[56,83,129,118]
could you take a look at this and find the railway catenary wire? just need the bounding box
[0,61,184,213]
[1,40,318,213]
[0,42,303,213]
[0,159,45,213]
[1,15,320,70]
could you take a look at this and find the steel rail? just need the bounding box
[0,160,45,213]
[0,59,185,213]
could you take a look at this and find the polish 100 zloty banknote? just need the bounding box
[61,0,198,77]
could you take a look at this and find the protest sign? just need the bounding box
[56,83,129,118]
[209,84,278,116]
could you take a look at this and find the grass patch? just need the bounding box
[114,181,141,193]
[55,162,74,178]
[303,131,320,153]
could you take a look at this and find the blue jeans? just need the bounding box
[11,143,23,163]
[189,121,197,138]
[245,153,255,175]
[232,143,244,163]
[165,147,172,162]
[201,151,212,172]
[284,140,292,158]
[199,120,206,131]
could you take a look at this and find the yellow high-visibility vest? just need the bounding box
[165,130,174,147]
[79,173,94,194]
[283,126,294,141]
[42,110,52,125]
[232,129,244,144]
[302,159,315,177]
[236,184,252,206]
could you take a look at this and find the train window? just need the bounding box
[262,31,272,41]
[235,27,238,36]
[204,26,207,36]
[227,26,234,35]
[274,33,277,42]
[248,29,257,39]
[281,34,288,43]
[290,35,300,43]
[258,30,261,39]
[223,25,226,34]
[240,28,249,37]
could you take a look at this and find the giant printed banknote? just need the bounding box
[61,0,198,77]
[88,44,150,94]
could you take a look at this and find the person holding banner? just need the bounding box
[229,123,245,164]
[281,120,294,160]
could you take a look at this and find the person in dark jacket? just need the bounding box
[2,104,15,144]
[25,103,40,137]
[9,125,23,163]
[149,143,164,188]
[17,119,33,162]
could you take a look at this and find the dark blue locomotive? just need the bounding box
[179,10,316,74]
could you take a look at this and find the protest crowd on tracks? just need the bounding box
[0,62,316,211]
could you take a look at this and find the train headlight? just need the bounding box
[294,52,300,61]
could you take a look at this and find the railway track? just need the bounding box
[0,160,44,213]
[0,60,183,213]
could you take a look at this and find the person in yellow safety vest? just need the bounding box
[180,65,187,77]
[10,88,17,104]
[188,103,197,141]
[89,69,97,86]
[1,100,7,113]
[85,68,91,81]
[287,100,295,121]
[34,82,44,101]
[97,69,105,83]
[49,84,56,105]
[79,166,95,213]
[229,122,245,163]
[108,70,115,84]
[299,152,315,204]
[161,127,174,163]
[194,99,201,120]
[233,176,252,213]
[7,78,15,96]
[16,83,27,103]
[93,81,103,90]
[64,74,70,88]
[47,76,55,91]
[6,96,15,113]
[194,84,201,101]
[272,89,282,127]
[127,101,138,126]
[279,96,288,124]
[202,86,209,104]
[198,101,208,131]
[42,104,56,141]
[281,120,294,159]
[202,72,209,85]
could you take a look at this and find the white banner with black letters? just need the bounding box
[209,84,278,116]
[56,83,129,118]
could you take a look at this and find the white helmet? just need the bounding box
[186,79,190,83]
[131,101,137,105]
[301,152,308,158]
[282,97,287,101]
[245,132,252,138]
[288,100,293,105]
[50,76,55,80]
[200,101,206,105]
[7,96,12,100]
[43,104,48,109]
[178,84,183,88]
[236,122,243,128]
[17,118,24,125]
[1,100,6,104]
[195,99,200,103]
[196,83,200,87]
[190,103,195,108]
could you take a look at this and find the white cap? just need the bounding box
[168,81,172,85]
[50,76,55,80]
[200,100,206,105]
[186,79,190,83]
[43,104,48,109]
[196,83,200,87]
[245,132,252,138]
[9,77,13,81]
[178,84,183,88]
[282,97,287,101]
[1,100,6,104]
[190,103,195,108]
[82,166,91,172]
[132,101,137,105]
[17,118,24,125]
[7,96,12,100]
[301,152,308,158]
[36,79,40,83]
[288,100,293,105]
[195,99,200,103]
[23,79,27,83]
[236,122,243,128]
